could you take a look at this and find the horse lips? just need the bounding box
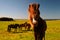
[33,18,37,24]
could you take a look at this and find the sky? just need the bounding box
[0,0,60,19]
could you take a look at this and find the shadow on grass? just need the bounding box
[9,30,33,34]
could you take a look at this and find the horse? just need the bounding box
[24,22,31,31]
[7,24,20,32]
[19,22,31,31]
[28,3,47,40]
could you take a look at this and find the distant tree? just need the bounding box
[0,17,14,21]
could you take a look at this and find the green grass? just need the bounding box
[0,20,60,40]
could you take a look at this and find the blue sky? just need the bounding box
[0,0,60,19]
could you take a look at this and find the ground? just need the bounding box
[0,19,60,40]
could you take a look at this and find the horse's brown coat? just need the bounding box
[28,3,47,40]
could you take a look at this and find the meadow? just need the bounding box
[0,19,60,40]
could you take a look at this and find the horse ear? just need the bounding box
[38,4,40,8]
[28,4,30,11]
[29,4,31,8]
[36,3,40,10]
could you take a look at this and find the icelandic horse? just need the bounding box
[28,3,47,40]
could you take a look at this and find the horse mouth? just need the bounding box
[33,18,37,24]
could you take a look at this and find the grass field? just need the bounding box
[0,19,60,40]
